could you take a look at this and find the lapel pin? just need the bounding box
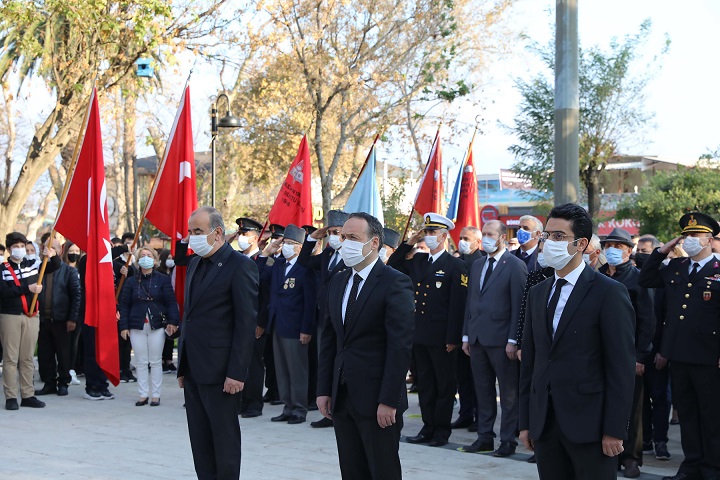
[218,262,222,267]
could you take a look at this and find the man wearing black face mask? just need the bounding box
[639,212,720,480]
[598,228,655,478]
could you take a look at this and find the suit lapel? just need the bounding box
[345,261,384,337]
[482,251,509,293]
[535,277,554,347]
[334,268,352,331]
[188,244,232,314]
[552,266,594,347]
[183,258,200,318]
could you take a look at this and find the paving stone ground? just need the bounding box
[0,358,681,479]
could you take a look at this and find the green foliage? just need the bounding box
[616,163,720,241]
[507,19,667,217]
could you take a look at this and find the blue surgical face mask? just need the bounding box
[516,228,532,245]
[604,247,625,266]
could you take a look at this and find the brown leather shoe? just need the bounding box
[622,459,641,478]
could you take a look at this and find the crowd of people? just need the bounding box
[0,203,718,480]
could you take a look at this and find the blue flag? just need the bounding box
[344,144,384,224]
[446,162,464,221]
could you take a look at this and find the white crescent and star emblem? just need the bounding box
[179,161,192,183]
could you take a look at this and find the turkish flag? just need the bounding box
[267,134,313,227]
[413,129,443,216]
[449,145,480,246]
[144,86,197,316]
[54,88,119,386]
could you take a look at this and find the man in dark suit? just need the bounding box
[258,224,318,424]
[452,225,485,431]
[462,220,527,456]
[299,210,349,427]
[388,213,468,447]
[317,212,415,480]
[513,215,543,272]
[639,212,720,480]
[519,203,636,479]
[177,206,259,480]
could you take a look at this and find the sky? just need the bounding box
[10,0,720,186]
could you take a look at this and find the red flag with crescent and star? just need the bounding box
[54,88,119,385]
[267,134,313,227]
[413,128,444,215]
[144,86,197,316]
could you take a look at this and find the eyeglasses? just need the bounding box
[539,231,578,242]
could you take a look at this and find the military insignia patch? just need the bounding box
[436,281,442,288]
[283,278,289,289]
[704,291,712,301]
[460,274,468,287]
[288,278,296,289]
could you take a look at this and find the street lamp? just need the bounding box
[211,92,242,207]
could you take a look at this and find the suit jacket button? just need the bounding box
[679,316,685,320]
[688,283,693,287]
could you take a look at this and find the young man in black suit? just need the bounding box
[177,206,259,480]
[519,203,636,479]
[317,212,415,480]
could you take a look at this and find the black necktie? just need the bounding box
[547,278,568,337]
[689,262,699,281]
[191,258,212,295]
[329,252,339,271]
[521,251,528,259]
[481,257,495,290]
[285,261,292,276]
[344,273,363,332]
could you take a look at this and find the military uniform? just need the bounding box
[388,213,468,445]
[639,212,720,479]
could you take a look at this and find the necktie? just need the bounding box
[191,258,212,295]
[329,252,339,271]
[428,256,433,264]
[521,251,528,259]
[481,257,495,290]
[344,273,363,331]
[547,278,568,337]
[285,261,292,276]
[689,262,699,281]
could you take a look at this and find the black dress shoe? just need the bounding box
[405,434,432,444]
[56,385,69,396]
[408,384,418,393]
[527,454,536,463]
[622,459,641,478]
[263,393,279,403]
[428,439,448,447]
[150,399,160,407]
[35,383,57,396]
[135,398,149,406]
[271,413,291,422]
[311,417,334,428]
[451,417,474,429]
[241,410,262,418]
[461,439,494,453]
[270,399,284,406]
[493,441,516,457]
[20,396,46,408]
[5,399,18,410]
[287,415,306,424]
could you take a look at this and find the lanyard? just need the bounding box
[3,262,38,317]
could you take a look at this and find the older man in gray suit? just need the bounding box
[461,220,527,456]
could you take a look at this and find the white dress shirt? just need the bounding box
[284,256,297,275]
[549,260,586,337]
[428,250,445,263]
[341,258,379,323]
[244,247,259,258]
[688,253,714,274]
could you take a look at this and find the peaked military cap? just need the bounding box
[680,211,720,236]
[422,212,455,231]
[235,217,263,233]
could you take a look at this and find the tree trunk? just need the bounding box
[24,187,54,241]
[1,86,17,204]
[585,170,601,231]
[122,92,137,233]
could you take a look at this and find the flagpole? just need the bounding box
[31,89,97,314]
[401,126,441,241]
[115,80,191,300]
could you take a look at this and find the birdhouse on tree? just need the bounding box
[135,58,154,78]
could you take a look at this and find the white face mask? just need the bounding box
[682,236,707,257]
[0,255,4,263]
[458,240,472,255]
[379,247,388,263]
[237,235,252,251]
[138,256,155,270]
[328,235,343,251]
[25,254,38,262]
[537,252,548,268]
[543,240,580,270]
[11,247,26,261]
[165,259,175,269]
[281,243,297,259]
[340,238,373,268]
[481,236,498,254]
[424,235,440,251]
[582,253,591,265]
[189,230,217,258]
